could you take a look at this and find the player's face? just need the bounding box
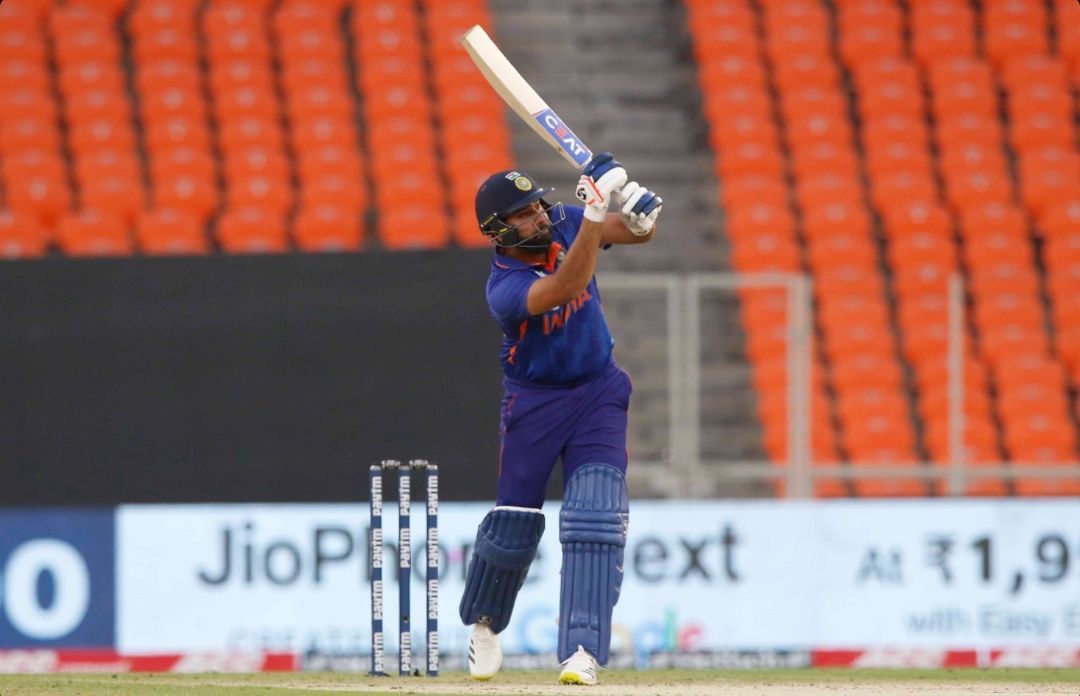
[505,201,552,247]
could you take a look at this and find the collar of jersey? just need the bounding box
[493,241,564,274]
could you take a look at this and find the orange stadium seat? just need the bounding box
[135,27,202,63]
[6,171,71,229]
[219,116,285,153]
[726,204,796,241]
[227,175,292,215]
[81,175,144,227]
[692,22,760,62]
[1011,111,1073,151]
[703,85,772,123]
[55,26,122,64]
[2,149,65,187]
[1039,199,1080,238]
[730,232,801,273]
[58,62,126,97]
[960,201,1027,238]
[0,1,46,28]
[209,60,275,94]
[1054,1,1080,73]
[822,324,895,364]
[0,23,47,63]
[762,0,829,35]
[849,456,926,498]
[969,261,1041,298]
[965,232,1033,269]
[935,114,1004,154]
[717,142,786,180]
[56,209,132,257]
[288,85,353,122]
[137,208,209,255]
[919,382,995,427]
[0,209,48,259]
[286,58,350,92]
[723,176,789,211]
[884,201,952,239]
[151,146,216,184]
[1021,170,1078,220]
[301,173,367,213]
[911,0,976,66]
[866,142,934,182]
[710,115,780,157]
[129,1,198,34]
[830,351,903,392]
[379,205,450,251]
[139,85,208,122]
[216,207,288,254]
[803,202,871,240]
[685,0,755,32]
[0,60,52,93]
[889,232,956,272]
[698,54,769,93]
[1008,82,1073,126]
[136,61,202,95]
[296,145,363,184]
[792,142,859,182]
[985,22,1048,70]
[223,146,289,182]
[276,3,340,36]
[292,205,363,253]
[863,110,928,152]
[945,171,1013,213]
[154,173,218,223]
[795,173,861,210]
[0,118,62,156]
[355,26,424,64]
[145,116,213,153]
[806,230,876,271]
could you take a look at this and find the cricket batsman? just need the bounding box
[458,153,662,685]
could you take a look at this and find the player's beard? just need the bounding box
[517,220,553,251]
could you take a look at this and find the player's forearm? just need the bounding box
[553,219,603,297]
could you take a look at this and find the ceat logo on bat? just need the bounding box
[534,109,592,167]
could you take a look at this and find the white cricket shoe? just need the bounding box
[558,645,598,685]
[468,620,502,680]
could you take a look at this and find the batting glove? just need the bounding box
[576,152,628,222]
[618,181,663,236]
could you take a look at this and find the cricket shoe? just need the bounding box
[468,619,502,680]
[558,645,598,685]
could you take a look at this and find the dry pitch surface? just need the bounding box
[1,670,1079,695]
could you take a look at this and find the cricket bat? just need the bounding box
[460,24,593,169]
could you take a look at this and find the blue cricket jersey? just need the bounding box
[486,205,615,386]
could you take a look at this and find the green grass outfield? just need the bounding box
[1,669,1079,695]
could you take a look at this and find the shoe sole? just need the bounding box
[558,671,596,685]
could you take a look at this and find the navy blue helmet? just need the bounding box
[474,170,562,249]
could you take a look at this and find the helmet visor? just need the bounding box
[489,201,565,248]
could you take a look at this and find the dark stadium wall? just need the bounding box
[0,251,511,505]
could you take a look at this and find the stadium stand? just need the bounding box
[0,0,1075,499]
[0,0,511,254]
[688,0,1079,497]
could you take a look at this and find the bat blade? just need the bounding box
[460,25,593,169]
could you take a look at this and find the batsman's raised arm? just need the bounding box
[600,180,663,246]
[525,153,627,315]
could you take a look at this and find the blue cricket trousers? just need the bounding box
[495,363,632,508]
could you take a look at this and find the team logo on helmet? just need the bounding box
[514,176,533,192]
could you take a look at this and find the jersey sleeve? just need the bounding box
[487,268,538,325]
